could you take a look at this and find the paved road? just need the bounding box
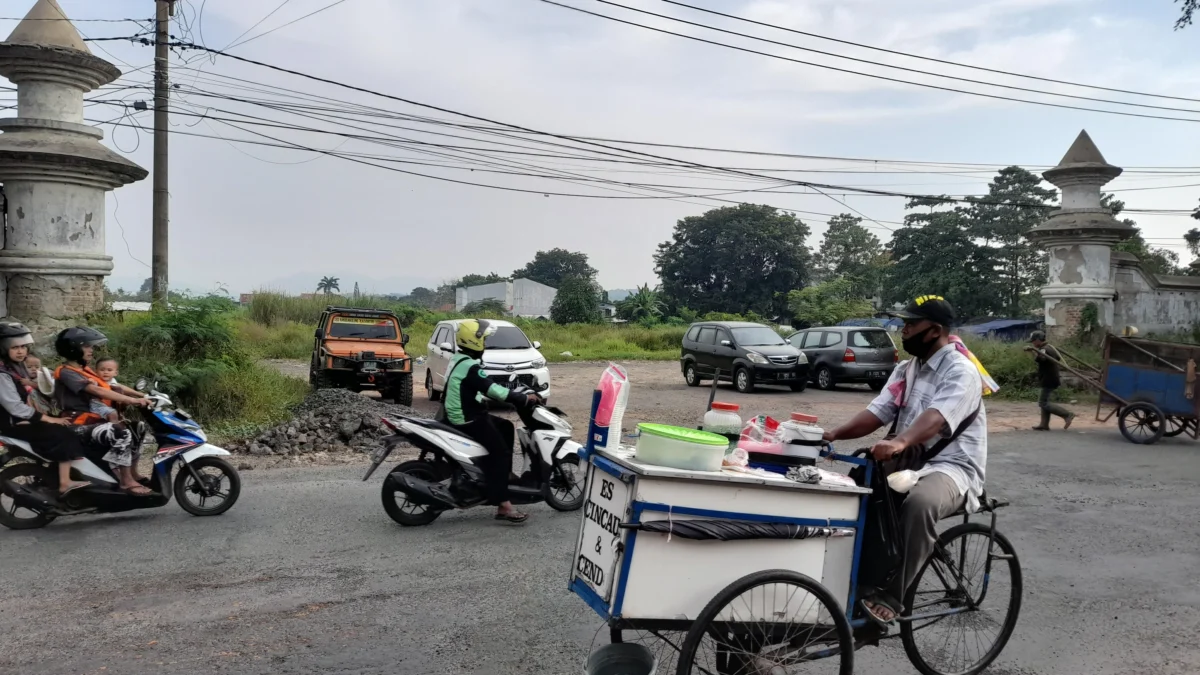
[3,430,1199,674]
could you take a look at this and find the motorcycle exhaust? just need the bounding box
[385,472,458,510]
[0,478,59,512]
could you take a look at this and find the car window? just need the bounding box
[822,332,844,348]
[851,330,894,349]
[801,331,823,349]
[787,333,804,347]
[697,327,716,345]
[686,326,702,342]
[730,325,785,346]
[485,326,531,349]
[715,329,733,346]
[328,315,397,339]
[432,327,446,345]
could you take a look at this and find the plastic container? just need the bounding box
[780,413,824,460]
[585,643,656,675]
[595,364,629,452]
[703,402,742,436]
[636,423,729,472]
[738,415,783,455]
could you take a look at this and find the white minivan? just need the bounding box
[424,319,551,401]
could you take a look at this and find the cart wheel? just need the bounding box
[1119,402,1166,445]
[610,627,686,673]
[1163,416,1193,438]
[901,523,1022,675]
[674,569,853,675]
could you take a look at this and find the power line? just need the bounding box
[535,0,1200,125]
[228,0,351,50]
[223,0,293,50]
[659,0,1200,106]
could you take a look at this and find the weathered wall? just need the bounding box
[1048,243,1112,286]
[6,273,103,320]
[1044,296,1114,342]
[1112,256,1200,334]
[512,279,555,318]
[456,282,512,312]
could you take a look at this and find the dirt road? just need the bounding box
[269,359,1098,438]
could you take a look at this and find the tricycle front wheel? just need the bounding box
[674,569,853,674]
[1119,402,1166,445]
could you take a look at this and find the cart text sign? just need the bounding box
[576,466,630,602]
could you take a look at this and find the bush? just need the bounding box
[246,291,437,328]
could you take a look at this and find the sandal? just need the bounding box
[59,482,92,496]
[494,510,529,524]
[123,485,154,497]
[859,594,902,628]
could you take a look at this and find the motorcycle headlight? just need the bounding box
[746,351,768,365]
[532,358,546,369]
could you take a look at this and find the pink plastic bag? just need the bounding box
[738,415,783,454]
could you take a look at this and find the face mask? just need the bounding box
[902,326,937,360]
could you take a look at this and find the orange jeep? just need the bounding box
[310,307,413,405]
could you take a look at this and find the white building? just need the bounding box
[455,278,556,319]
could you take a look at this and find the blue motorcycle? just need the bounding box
[0,380,241,530]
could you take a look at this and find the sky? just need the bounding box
[3,0,1200,296]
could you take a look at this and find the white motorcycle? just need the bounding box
[362,382,586,526]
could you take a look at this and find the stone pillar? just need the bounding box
[0,0,147,322]
[1027,130,1133,341]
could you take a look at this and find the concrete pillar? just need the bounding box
[0,0,147,322]
[1027,130,1133,341]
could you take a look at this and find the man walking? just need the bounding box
[1025,330,1075,430]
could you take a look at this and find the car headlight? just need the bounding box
[797,352,808,364]
[532,359,546,369]
[746,351,768,365]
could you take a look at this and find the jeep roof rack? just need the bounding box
[324,306,399,316]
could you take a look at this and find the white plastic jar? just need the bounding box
[780,413,824,458]
[703,402,743,436]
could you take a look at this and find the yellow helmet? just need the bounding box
[456,319,496,353]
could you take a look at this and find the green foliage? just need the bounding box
[968,167,1057,316]
[550,276,603,325]
[1108,194,1187,276]
[616,284,666,322]
[788,278,875,327]
[1177,0,1198,29]
[676,307,700,324]
[702,311,747,321]
[246,292,439,328]
[316,276,340,295]
[813,214,889,298]
[1078,302,1101,341]
[458,273,509,287]
[461,298,508,317]
[512,248,596,288]
[655,204,812,316]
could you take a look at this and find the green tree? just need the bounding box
[316,276,340,295]
[1176,0,1198,28]
[1107,194,1185,276]
[405,287,438,308]
[787,278,874,327]
[513,248,597,288]
[457,273,508,288]
[886,197,1001,319]
[968,166,1057,316]
[550,276,603,324]
[616,284,666,322]
[812,213,888,298]
[461,298,508,316]
[655,204,812,316]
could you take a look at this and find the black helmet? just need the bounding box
[0,322,33,357]
[55,326,108,364]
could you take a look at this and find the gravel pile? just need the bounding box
[226,388,428,456]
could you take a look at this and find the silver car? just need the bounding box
[787,326,897,391]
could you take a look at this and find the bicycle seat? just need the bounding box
[949,490,1010,517]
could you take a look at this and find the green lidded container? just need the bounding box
[636,423,729,472]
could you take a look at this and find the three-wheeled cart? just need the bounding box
[570,446,1022,674]
[1059,334,1200,444]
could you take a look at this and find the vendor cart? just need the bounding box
[1059,334,1200,444]
[570,444,1022,675]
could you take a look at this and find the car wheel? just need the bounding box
[425,370,441,402]
[734,367,755,394]
[815,366,835,391]
[790,380,808,393]
[684,363,701,387]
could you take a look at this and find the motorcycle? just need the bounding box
[363,380,586,526]
[0,379,241,530]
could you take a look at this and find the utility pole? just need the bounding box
[151,0,174,309]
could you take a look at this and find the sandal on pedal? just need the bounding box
[123,485,154,497]
[860,594,901,628]
[494,511,529,524]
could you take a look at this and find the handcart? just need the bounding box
[570,443,1022,675]
[1052,334,1199,444]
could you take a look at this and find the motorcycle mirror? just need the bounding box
[135,378,147,392]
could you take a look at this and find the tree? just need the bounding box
[968,166,1057,316]
[513,249,596,288]
[352,282,361,299]
[461,298,508,316]
[1176,0,1198,28]
[457,273,508,288]
[405,286,438,308]
[655,204,812,316]
[138,277,152,300]
[316,276,340,295]
[1107,194,1186,276]
[1187,228,1200,258]
[550,276,602,324]
[787,278,874,327]
[886,198,1002,319]
[812,214,888,298]
[616,284,666,322]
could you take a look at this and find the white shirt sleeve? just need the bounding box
[928,359,982,437]
[866,361,908,425]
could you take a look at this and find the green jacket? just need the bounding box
[443,353,519,425]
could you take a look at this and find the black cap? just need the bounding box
[889,295,956,326]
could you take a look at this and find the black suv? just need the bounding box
[680,321,810,393]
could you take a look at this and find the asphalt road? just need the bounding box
[3,429,1199,675]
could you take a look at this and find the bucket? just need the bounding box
[585,643,657,675]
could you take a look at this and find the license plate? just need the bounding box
[868,371,887,379]
[779,373,794,380]
[370,446,389,464]
[362,361,378,372]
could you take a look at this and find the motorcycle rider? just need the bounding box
[443,319,540,524]
[53,327,153,495]
[0,323,92,495]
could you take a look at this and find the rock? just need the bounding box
[297,433,309,444]
[339,419,362,441]
[237,463,254,471]
[287,426,298,437]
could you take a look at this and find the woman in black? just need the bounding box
[0,323,90,494]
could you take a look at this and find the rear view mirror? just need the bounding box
[314,328,324,339]
[135,378,147,392]
[720,340,733,347]
[532,341,541,350]
[439,342,454,352]
[401,334,410,347]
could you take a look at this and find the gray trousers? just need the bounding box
[893,472,964,603]
[1038,386,1072,420]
